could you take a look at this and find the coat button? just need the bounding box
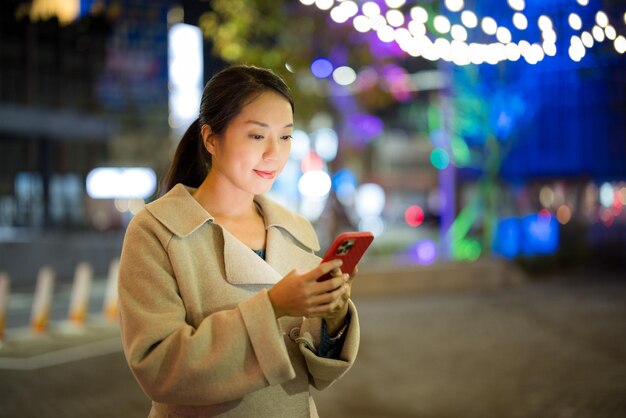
[289,327,300,341]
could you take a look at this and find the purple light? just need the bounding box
[345,113,384,145]
[416,240,437,265]
[406,239,437,265]
[311,58,333,78]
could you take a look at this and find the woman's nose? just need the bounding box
[263,137,280,160]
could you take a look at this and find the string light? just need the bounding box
[301,1,626,65]
[461,10,478,28]
[581,31,594,48]
[605,25,617,40]
[434,15,451,33]
[481,17,497,35]
[592,25,605,42]
[568,13,582,30]
[496,26,512,44]
[513,12,528,30]
[507,0,525,12]
[616,36,626,54]
[444,0,464,13]
[596,11,608,28]
[386,9,404,27]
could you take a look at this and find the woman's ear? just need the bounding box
[201,124,217,155]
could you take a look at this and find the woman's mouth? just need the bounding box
[254,169,276,179]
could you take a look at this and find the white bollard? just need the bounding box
[31,266,55,334]
[0,272,9,341]
[103,258,119,322]
[68,262,93,326]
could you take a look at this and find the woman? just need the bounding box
[118,65,359,417]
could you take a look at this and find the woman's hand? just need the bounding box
[321,266,357,335]
[268,260,349,319]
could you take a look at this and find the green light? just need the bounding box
[430,148,450,170]
[452,238,482,261]
[451,137,471,167]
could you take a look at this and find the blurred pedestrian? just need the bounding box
[118,65,359,418]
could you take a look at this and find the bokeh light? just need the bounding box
[556,205,572,224]
[312,128,339,161]
[430,148,450,170]
[599,182,614,207]
[333,66,357,85]
[311,58,333,78]
[404,205,425,227]
[356,183,386,218]
[298,170,331,198]
[301,150,324,173]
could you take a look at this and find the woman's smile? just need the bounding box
[254,169,277,179]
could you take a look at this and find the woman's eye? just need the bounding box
[281,135,293,141]
[250,134,264,140]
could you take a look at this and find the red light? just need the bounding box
[405,205,425,227]
[301,151,324,172]
[538,208,551,221]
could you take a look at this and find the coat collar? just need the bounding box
[145,184,321,285]
[146,184,320,252]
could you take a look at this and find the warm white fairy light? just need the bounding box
[394,27,411,47]
[505,43,521,61]
[581,31,594,48]
[435,38,452,61]
[605,25,617,40]
[543,42,557,56]
[461,10,477,28]
[568,13,582,30]
[386,9,404,27]
[353,15,371,32]
[496,26,512,44]
[434,15,451,33]
[595,11,608,27]
[370,15,387,31]
[362,1,380,18]
[481,17,497,35]
[451,24,468,41]
[507,0,525,12]
[538,15,553,32]
[408,20,426,37]
[315,0,334,11]
[569,35,586,61]
[385,0,406,8]
[513,12,528,30]
[592,25,605,42]
[410,6,428,24]
[377,24,395,42]
[518,40,530,55]
[542,28,557,44]
[615,35,626,54]
[331,1,359,23]
[444,0,464,13]
[302,2,626,65]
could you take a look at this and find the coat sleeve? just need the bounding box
[297,301,360,390]
[118,213,295,406]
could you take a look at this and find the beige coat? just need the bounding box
[118,184,359,418]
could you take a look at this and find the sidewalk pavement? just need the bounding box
[0,264,624,418]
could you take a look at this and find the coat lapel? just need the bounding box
[265,227,321,277]
[222,227,282,285]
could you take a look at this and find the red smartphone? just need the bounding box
[317,231,374,281]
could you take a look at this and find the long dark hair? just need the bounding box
[160,65,294,194]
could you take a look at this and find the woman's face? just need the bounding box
[204,91,293,196]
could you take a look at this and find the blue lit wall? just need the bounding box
[451,0,626,182]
